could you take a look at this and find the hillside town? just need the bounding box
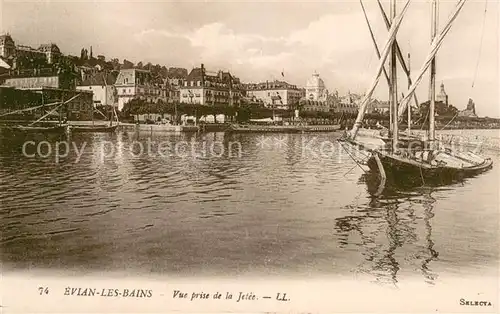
[0,33,497,129]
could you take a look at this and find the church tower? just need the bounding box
[436,81,448,105]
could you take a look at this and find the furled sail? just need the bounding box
[397,0,467,119]
[350,0,411,140]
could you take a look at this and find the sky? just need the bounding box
[1,0,499,117]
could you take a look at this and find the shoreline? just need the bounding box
[1,120,500,131]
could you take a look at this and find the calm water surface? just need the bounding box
[0,129,499,284]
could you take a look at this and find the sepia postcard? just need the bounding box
[0,0,499,313]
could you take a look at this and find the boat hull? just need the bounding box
[366,151,493,186]
[228,124,340,133]
[12,125,68,134]
[70,125,118,133]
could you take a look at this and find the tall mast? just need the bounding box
[429,0,438,146]
[407,52,411,135]
[390,0,398,151]
[388,0,393,135]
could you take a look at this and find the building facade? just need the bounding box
[76,72,117,108]
[114,69,164,110]
[164,77,182,103]
[38,44,61,64]
[0,34,16,60]
[180,64,242,107]
[330,92,359,115]
[244,80,303,110]
[305,72,328,101]
[299,99,330,112]
[0,34,62,68]
[367,99,390,114]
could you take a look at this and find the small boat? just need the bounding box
[228,123,340,133]
[70,124,118,133]
[13,124,68,134]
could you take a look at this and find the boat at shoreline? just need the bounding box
[228,123,340,133]
[70,124,118,133]
[339,0,492,192]
[11,124,68,134]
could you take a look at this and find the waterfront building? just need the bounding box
[299,99,330,112]
[164,77,182,103]
[33,87,94,120]
[305,72,328,101]
[367,99,390,114]
[114,68,164,110]
[180,64,242,107]
[329,92,358,115]
[0,85,93,120]
[244,80,303,110]
[298,72,330,113]
[0,34,16,60]
[0,86,42,113]
[436,82,449,105]
[76,71,117,108]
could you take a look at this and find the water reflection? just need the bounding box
[335,173,439,285]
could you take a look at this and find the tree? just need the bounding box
[122,59,134,69]
[143,62,153,71]
[110,58,121,70]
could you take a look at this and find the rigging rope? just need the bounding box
[471,0,488,89]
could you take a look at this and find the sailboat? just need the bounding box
[339,0,493,188]
[70,106,119,133]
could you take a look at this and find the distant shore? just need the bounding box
[1,119,500,131]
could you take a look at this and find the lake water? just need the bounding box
[0,129,499,284]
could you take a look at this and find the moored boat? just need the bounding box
[12,124,68,134]
[228,123,340,133]
[339,0,492,192]
[70,124,118,133]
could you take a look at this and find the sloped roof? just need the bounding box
[186,67,203,81]
[79,72,117,86]
[38,43,61,53]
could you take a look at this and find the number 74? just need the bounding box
[38,287,49,295]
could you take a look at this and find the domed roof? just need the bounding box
[306,73,325,89]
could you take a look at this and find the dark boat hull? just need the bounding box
[367,152,493,186]
[228,124,340,133]
[70,125,118,133]
[12,125,68,134]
